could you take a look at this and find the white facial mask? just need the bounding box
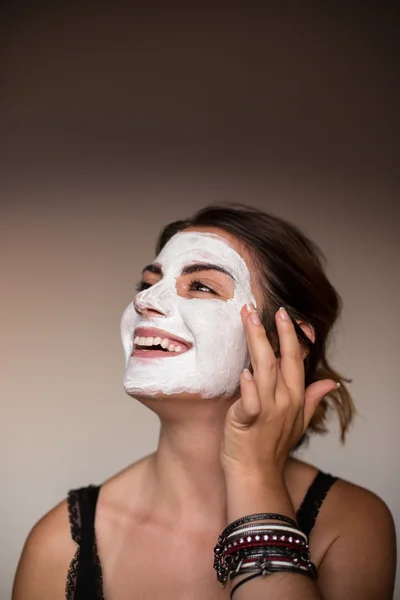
[120,231,257,399]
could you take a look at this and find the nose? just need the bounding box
[134,296,166,318]
[133,284,173,318]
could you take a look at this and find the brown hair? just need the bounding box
[156,204,355,444]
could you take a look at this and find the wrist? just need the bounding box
[225,471,296,523]
[224,466,285,489]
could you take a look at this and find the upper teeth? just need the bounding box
[134,336,183,353]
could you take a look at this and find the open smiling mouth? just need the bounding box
[130,328,193,358]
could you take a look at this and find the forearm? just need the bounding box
[225,472,322,600]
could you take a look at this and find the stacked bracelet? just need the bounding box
[213,512,317,595]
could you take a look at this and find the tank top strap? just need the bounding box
[67,485,100,543]
[296,470,339,537]
[66,485,103,600]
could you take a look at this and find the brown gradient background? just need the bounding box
[1,4,399,599]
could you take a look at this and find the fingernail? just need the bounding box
[278,306,289,321]
[336,382,341,388]
[243,368,253,380]
[245,302,253,314]
[250,310,261,325]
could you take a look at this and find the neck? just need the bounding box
[144,397,230,533]
[135,394,297,535]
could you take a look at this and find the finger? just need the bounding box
[275,307,305,402]
[303,380,339,429]
[230,369,262,427]
[241,304,278,401]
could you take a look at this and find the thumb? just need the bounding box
[303,379,339,428]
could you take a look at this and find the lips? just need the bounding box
[131,327,193,358]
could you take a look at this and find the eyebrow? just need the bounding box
[142,264,162,275]
[181,263,235,280]
[141,263,235,280]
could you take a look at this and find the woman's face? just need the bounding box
[120,227,261,400]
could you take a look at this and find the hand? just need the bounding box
[221,304,338,478]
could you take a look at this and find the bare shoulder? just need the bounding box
[12,498,76,600]
[289,458,395,531]
[321,474,395,531]
[315,475,396,600]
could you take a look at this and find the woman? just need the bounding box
[13,205,396,599]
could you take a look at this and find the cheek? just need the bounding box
[180,299,245,350]
[120,303,140,356]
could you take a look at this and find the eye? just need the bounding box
[135,281,152,292]
[189,279,217,295]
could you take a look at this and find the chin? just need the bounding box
[124,386,242,410]
[125,382,239,404]
[124,387,204,402]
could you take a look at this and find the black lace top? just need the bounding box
[66,470,338,600]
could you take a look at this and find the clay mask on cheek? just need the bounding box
[120,232,257,399]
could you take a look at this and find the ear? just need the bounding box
[296,321,315,359]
